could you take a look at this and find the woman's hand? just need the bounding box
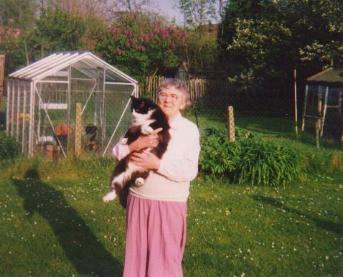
[129,128,162,152]
[130,150,160,170]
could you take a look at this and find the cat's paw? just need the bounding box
[141,125,154,135]
[135,177,145,186]
[103,191,117,202]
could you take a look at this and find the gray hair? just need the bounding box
[157,78,191,110]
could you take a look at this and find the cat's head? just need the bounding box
[130,97,157,126]
[130,97,157,114]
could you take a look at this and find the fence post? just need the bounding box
[0,54,5,104]
[227,106,235,143]
[315,120,320,149]
[315,93,322,149]
[293,68,298,136]
[75,102,82,156]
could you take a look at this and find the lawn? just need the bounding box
[0,112,342,277]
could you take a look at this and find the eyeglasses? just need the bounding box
[158,93,180,101]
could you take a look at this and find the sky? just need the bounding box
[153,0,184,25]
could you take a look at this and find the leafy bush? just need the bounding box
[200,128,240,175]
[0,132,20,160]
[234,138,300,186]
[200,128,301,186]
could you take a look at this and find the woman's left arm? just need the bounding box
[157,127,200,182]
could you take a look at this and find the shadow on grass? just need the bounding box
[12,168,122,276]
[252,195,343,235]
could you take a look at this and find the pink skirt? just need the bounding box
[123,194,187,277]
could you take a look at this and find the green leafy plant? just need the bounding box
[200,128,240,175]
[200,128,301,186]
[235,138,301,186]
[0,132,20,160]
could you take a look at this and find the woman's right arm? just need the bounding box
[112,133,160,160]
[112,138,130,160]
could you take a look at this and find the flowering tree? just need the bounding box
[219,0,343,96]
[225,18,292,92]
[96,12,186,79]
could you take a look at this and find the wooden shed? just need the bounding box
[301,67,343,140]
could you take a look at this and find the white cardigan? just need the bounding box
[112,113,200,202]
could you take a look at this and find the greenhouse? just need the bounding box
[6,52,138,157]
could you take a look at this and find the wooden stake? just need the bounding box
[320,86,329,137]
[301,85,309,131]
[293,68,298,136]
[315,119,320,149]
[75,103,82,156]
[0,54,4,103]
[227,106,235,143]
[315,93,322,149]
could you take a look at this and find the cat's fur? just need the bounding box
[102,97,170,207]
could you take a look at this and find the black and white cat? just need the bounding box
[103,97,170,206]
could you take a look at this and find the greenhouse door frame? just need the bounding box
[102,83,139,157]
[6,79,32,155]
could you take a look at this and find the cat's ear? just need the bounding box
[130,96,138,106]
[130,96,137,111]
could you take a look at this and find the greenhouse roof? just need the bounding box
[9,51,138,84]
[307,67,343,85]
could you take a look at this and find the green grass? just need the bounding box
[0,112,342,276]
[0,158,125,277]
[186,174,342,276]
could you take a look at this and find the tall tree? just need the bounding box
[183,24,219,75]
[219,0,343,94]
[0,0,37,65]
[33,7,86,54]
[38,0,111,18]
[114,0,152,12]
[281,0,343,66]
[178,0,227,26]
[0,0,36,28]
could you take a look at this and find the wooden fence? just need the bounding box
[142,76,231,104]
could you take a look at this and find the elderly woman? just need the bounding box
[112,79,200,277]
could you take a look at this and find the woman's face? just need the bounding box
[157,86,185,119]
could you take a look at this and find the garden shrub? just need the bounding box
[234,138,301,186]
[200,128,301,186]
[0,132,20,160]
[200,128,240,175]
